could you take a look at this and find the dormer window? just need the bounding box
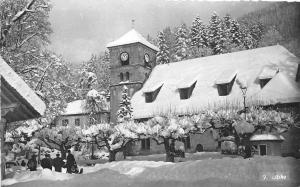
[258,66,279,88]
[144,83,163,103]
[120,52,129,65]
[215,70,237,96]
[178,81,197,100]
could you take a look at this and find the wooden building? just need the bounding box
[0,57,46,179]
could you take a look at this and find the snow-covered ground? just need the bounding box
[3,156,300,187]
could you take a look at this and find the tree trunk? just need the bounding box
[60,146,67,159]
[91,142,95,159]
[164,138,175,162]
[38,145,41,164]
[109,151,116,162]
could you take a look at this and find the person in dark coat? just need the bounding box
[52,153,65,172]
[27,155,37,171]
[21,160,26,167]
[41,153,52,170]
[66,150,76,173]
[244,145,252,159]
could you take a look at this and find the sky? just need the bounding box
[49,0,272,64]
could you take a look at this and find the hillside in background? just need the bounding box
[239,2,300,57]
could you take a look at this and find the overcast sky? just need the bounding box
[48,0,272,64]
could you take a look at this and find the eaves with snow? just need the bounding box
[106,29,159,51]
[61,99,109,116]
[250,134,285,141]
[131,45,300,119]
[0,56,46,122]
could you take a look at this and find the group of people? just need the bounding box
[27,150,81,173]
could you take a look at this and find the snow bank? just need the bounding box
[82,161,173,176]
[2,169,73,186]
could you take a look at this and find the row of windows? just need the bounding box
[120,72,130,82]
[145,76,272,103]
[62,118,80,126]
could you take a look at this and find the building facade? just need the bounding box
[106,29,158,124]
[55,99,110,128]
[107,29,300,156]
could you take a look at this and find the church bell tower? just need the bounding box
[106,27,158,124]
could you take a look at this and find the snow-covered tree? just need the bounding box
[190,16,208,56]
[146,115,212,162]
[156,31,170,65]
[208,12,226,55]
[116,86,133,123]
[174,24,189,61]
[230,19,242,47]
[35,126,82,159]
[82,121,149,161]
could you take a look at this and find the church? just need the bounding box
[106,29,300,156]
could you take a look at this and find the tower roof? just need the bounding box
[106,29,158,51]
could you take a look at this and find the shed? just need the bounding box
[1,56,46,179]
[250,134,285,156]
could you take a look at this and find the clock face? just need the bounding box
[144,53,150,63]
[120,52,129,62]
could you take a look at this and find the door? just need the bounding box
[259,144,267,156]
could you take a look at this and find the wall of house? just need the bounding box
[128,132,218,156]
[55,113,110,128]
[281,126,300,154]
[251,141,282,156]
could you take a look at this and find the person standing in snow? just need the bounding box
[66,150,76,173]
[27,155,37,171]
[41,153,53,170]
[53,153,65,172]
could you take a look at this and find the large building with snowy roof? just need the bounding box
[107,29,300,155]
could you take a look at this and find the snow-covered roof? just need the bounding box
[254,72,300,104]
[258,66,279,79]
[250,134,285,141]
[106,29,159,51]
[215,69,237,85]
[0,56,46,121]
[62,99,109,116]
[131,45,300,119]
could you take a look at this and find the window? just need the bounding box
[259,144,267,156]
[258,66,279,88]
[259,78,271,88]
[75,118,80,126]
[120,73,124,81]
[216,75,236,96]
[144,84,163,103]
[179,82,196,100]
[62,119,69,126]
[215,70,237,96]
[125,72,129,81]
[179,136,191,149]
[141,138,150,150]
